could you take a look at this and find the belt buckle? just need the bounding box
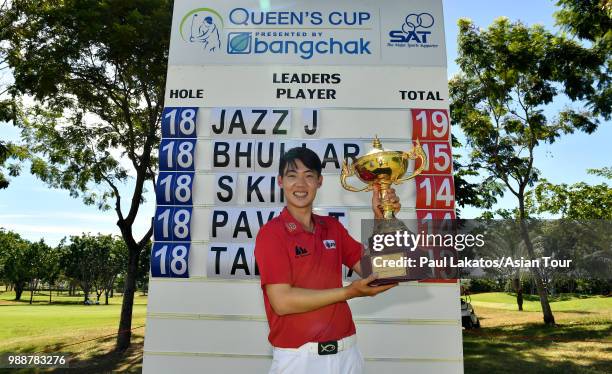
[317,340,338,355]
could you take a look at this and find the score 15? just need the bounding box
[414,141,452,174]
[412,109,450,141]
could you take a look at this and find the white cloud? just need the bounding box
[1,223,116,236]
[0,212,116,223]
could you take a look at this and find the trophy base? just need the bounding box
[375,217,409,235]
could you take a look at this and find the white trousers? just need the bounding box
[269,345,364,374]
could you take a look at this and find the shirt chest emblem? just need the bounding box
[323,240,336,249]
[294,245,310,257]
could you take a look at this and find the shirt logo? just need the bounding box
[318,341,338,355]
[323,240,336,249]
[286,223,297,232]
[295,246,309,257]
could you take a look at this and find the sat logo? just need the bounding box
[389,12,434,44]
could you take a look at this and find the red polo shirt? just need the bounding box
[254,208,363,348]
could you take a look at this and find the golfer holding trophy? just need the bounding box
[254,138,425,373]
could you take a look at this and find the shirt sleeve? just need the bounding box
[254,225,293,286]
[338,221,364,269]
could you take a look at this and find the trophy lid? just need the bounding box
[365,136,387,155]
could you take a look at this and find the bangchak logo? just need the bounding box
[180,8,224,53]
[225,8,373,60]
[388,12,438,48]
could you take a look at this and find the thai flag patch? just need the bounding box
[323,240,336,249]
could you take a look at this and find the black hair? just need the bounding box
[278,147,322,176]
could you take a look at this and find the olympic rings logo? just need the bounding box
[402,12,435,34]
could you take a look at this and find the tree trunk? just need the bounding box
[115,245,140,352]
[513,277,523,311]
[517,212,555,325]
[49,286,52,304]
[29,280,38,304]
[82,284,90,303]
[105,290,109,305]
[14,283,23,300]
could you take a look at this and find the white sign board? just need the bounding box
[144,1,463,373]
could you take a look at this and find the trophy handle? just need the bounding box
[341,159,371,192]
[397,140,427,183]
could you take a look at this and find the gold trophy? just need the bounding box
[340,136,427,285]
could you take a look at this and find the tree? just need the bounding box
[452,135,504,216]
[26,240,51,304]
[91,236,127,305]
[60,234,124,305]
[0,0,27,190]
[5,0,171,350]
[0,229,31,300]
[554,0,611,120]
[450,17,608,325]
[479,215,529,311]
[42,244,62,304]
[61,235,98,303]
[533,167,612,219]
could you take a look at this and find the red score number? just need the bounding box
[412,109,450,141]
[416,209,456,235]
[415,175,455,209]
[414,141,452,174]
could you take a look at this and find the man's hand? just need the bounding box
[372,184,401,219]
[344,273,398,300]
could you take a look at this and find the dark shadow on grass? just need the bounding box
[463,322,612,374]
[1,335,144,373]
[56,336,143,374]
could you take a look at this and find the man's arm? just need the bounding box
[265,273,396,316]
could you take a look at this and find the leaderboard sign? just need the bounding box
[147,1,459,372]
[150,0,454,281]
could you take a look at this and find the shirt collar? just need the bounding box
[280,207,326,235]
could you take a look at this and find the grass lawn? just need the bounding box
[463,292,612,374]
[1,289,610,373]
[0,290,147,373]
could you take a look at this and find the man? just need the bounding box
[189,15,220,52]
[255,147,401,374]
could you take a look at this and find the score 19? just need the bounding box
[412,109,450,141]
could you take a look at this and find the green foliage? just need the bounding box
[466,278,504,293]
[4,0,171,347]
[451,17,606,213]
[554,0,612,120]
[60,234,127,303]
[532,167,612,219]
[0,230,57,302]
[555,0,611,48]
[0,229,29,295]
[5,0,170,225]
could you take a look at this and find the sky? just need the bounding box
[1,0,610,245]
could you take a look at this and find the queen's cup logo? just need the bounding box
[180,8,224,53]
